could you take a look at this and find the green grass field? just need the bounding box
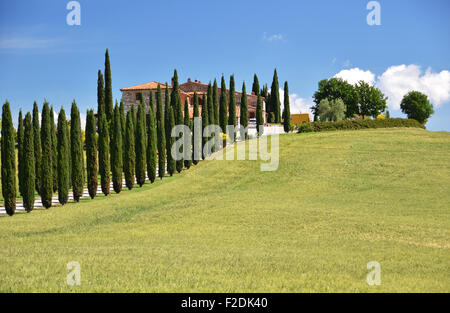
[0,128,449,292]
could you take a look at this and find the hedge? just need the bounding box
[297,118,424,133]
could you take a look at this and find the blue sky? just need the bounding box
[1,0,449,130]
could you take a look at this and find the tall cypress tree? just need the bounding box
[283,81,291,133]
[228,75,237,139]
[66,119,72,186]
[207,82,215,153]
[32,101,41,194]
[50,106,58,192]
[71,100,84,202]
[252,74,260,96]
[156,84,166,179]
[256,94,264,137]
[261,84,270,118]
[1,101,16,215]
[97,70,105,132]
[22,113,35,212]
[192,91,200,165]
[270,69,281,123]
[124,111,136,189]
[111,105,123,193]
[130,103,136,131]
[85,110,98,199]
[147,91,157,183]
[183,98,192,169]
[213,79,219,126]
[219,75,228,133]
[166,105,176,176]
[164,83,172,174]
[98,111,110,196]
[57,108,69,205]
[171,69,183,173]
[240,82,249,140]
[40,101,53,209]
[201,93,209,159]
[135,101,147,187]
[104,49,113,123]
[119,99,126,173]
[17,109,24,197]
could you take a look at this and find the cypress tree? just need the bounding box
[135,101,147,187]
[183,98,192,169]
[85,110,98,199]
[147,92,157,183]
[40,101,53,209]
[119,99,126,162]
[57,108,69,205]
[17,109,24,197]
[104,49,113,123]
[22,113,35,212]
[207,82,215,153]
[130,103,136,131]
[66,119,72,186]
[240,82,249,140]
[228,75,237,139]
[252,74,260,96]
[32,101,41,194]
[283,81,291,133]
[270,69,281,123]
[219,75,228,134]
[156,84,166,179]
[124,111,136,189]
[111,105,123,193]
[98,111,110,196]
[171,69,183,173]
[71,100,84,202]
[97,70,105,132]
[166,105,176,176]
[256,94,264,137]
[1,101,16,215]
[50,107,58,192]
[261,84,270,118]
[192,91,200,165]
[207,82,214,126]
[213,79,219,126]
[201,93,209,159]
[164,83,172,174]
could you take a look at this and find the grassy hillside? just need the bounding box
[0,128,449,292]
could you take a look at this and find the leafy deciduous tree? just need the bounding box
[400,91,434,124]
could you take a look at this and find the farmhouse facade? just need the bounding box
[120,78,266,124]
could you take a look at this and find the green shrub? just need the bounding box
[297,122,315,133]
[297,118,424,134]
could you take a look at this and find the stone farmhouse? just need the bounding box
[120,78,266,124]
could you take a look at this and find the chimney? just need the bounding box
[187,78,192,82]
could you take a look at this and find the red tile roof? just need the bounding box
[120,81,166,91]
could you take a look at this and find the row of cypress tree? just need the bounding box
[1,99,85,215]
[1,51,287,216]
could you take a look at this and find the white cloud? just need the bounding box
[0,37,57,49]
[279,88,313,114]
[263,32,284,42]
[333,64,450,110]
[334,67,376,85]
[376,65,450,109]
